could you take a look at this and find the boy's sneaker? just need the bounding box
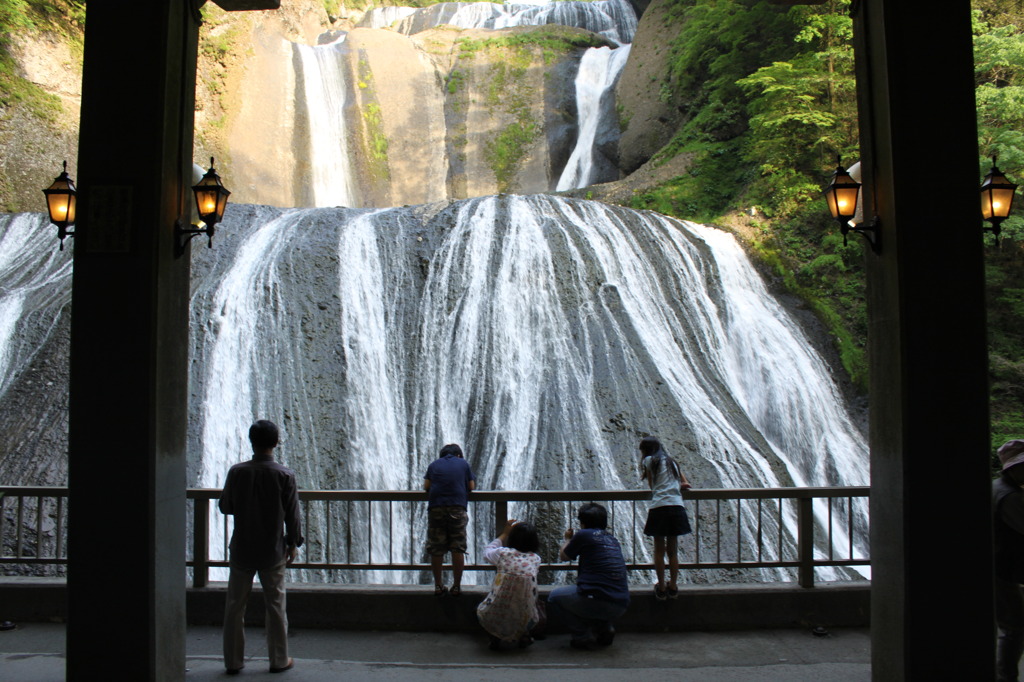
[570,637,599,651]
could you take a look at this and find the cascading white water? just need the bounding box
[294,35,357,208]
[556,44,632,191]
[184,195,868,584]
[386,0,637,45]
[0,214,72,401]
[356,6,418,30]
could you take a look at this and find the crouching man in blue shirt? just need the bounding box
[548,502,630,650]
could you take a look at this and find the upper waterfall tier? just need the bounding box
[359,0,638,45]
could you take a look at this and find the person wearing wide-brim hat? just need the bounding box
[993,439,1024,682]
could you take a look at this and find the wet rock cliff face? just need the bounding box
[219,17,608,208]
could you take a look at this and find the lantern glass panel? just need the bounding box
[834,185,859,219]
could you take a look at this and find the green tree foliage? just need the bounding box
[971,10,1024,452]
[737,0,857,217]
[975,13,1024,240]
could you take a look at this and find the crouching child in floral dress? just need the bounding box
[476,519,542,650]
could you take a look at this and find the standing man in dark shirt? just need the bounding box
[995,439,1024,682]
[423,443,476,596]
[220,420,303,675]
[548,502,630,650]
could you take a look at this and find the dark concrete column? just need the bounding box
[853,2,993,679]
[66,2,199,679]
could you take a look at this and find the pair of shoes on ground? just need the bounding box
[571,625,614,651]
[595,625,615,647]
[434,584,462,597]
[654,583,679,600]
[487,635,533,651]
[226,657,294,675]
[570,637,599,651]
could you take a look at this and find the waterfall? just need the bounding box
[0,196,868,582]
[0,214,71,402]
[182,195,868,583]
[294,34,357,208]
[556,44,631,191]
[387,0,637,45]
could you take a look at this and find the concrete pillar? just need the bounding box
[853,2,994,678]
[66,2,198,679]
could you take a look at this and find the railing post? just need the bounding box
[494,499,508,537]
[193,496,209,588]
[797,496,814,588]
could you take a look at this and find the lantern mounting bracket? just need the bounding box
[175,218,214,258]
[841,216,881,253]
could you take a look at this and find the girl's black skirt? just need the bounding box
[643,505,692,537]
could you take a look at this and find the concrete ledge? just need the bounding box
[187,581,869,632]
[1,578,869,632]
[0,577,67,623]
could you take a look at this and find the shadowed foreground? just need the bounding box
[1,624,871,681]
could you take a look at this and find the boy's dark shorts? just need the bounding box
[426,505,469,555]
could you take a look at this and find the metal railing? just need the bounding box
[0,488,68,568]
[2,486,870,588]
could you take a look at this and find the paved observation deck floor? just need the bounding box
[0,623,871,681]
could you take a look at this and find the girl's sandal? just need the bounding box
[434,584,448,597]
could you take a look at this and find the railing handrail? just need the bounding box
[183,486,870,501]
[2,486,871,589]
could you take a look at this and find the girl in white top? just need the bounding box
[639,436,692,600]
[476,519,542,649]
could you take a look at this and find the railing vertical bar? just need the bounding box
[735,499,742,563]
[193,496,210,588]
[778,498,784,561]
[694,499,700,564]
[55,495,65,560]
[304,501,311,563]
[631,501,637,564]
[15,495,24,558]
[797,496,814,588]
[756,498,763,563]
[367,500,373,564]
[716,500,724,564]
[827,496,834,561]
[495,499,508,537]
[326,499,333,566]
[403,497,411,565]
[0,493,6,558]
[35,496,44,558]
[848,496,855,559]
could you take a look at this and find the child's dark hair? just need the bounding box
[506,522,540,553]
[578,502,608,530]
[640,436,680,480]
[249,420,280,449]
[439,443,463,458]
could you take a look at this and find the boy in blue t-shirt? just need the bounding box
[423,443,476,596]
[548,502,630,649]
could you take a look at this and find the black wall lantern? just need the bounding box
[824,156,879,253]
[42,160,77,250]
[176,157,231,256]
[981,156,1017,245]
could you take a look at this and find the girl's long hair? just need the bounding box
[639,436,680,481]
